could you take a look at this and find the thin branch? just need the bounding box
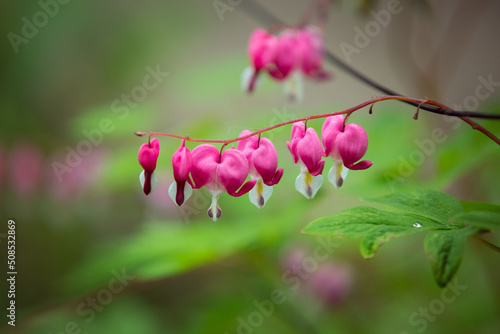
[136,95,500,145]
[472,235,500,253]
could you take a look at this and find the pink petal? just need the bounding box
[248,29,276,70]
[228,180,256,197]
[336,123,370,169]
[287,122,306,163]
[266,168,284,186]
[321,115,344,159]
[273,31,300,79]
[347,160,373,170]
[252,137,279,184]
[138,138,160,171]
[218,148,250,194]
[297,128,325,176]
[297,28,324,76]
[237,130,258,163]
[150,138,160,156]
[190,144,219,189]
[172,141,192,181]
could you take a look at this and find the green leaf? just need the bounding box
[424,226,479,287]
[302,206,446,258]
[62,197,305,296]
[453,211,500,231]
[363,190,464,224]
[460,201,500,214]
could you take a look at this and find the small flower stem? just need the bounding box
[219,143,227,162]
[472,235,500,253]
[138,95,500,146]
[416,98,500,145]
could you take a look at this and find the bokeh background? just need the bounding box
[1,0,499,333]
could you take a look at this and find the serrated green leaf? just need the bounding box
[302,206,448,258]
[460,201,500,214]
[424,226,478,287]
[363,190,464,224]
[453,211,500,231]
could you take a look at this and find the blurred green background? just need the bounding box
[1,0,499,333]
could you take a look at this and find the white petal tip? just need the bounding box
[328,163,348,189]
[140,170,157,194]
[295,171,323,199]
[168,181,193,206]
[284,72,304,103]
[249,180,273,208]
[207,195,222,222]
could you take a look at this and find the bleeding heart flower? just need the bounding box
[168,139,193,206]
[322,115,372,188]
[9,143,43,196]
[287,122,325,199]
[309,262,353,307]
[267,30,300,81]
[242,26,330,102]
[242,28,277,93]
[297,27,330,80]
[237,130,284,208]
[190,144,255,221]
[138,138,160,195]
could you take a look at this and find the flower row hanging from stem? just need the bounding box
[135,95,500,222]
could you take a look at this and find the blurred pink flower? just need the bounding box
[281,246,308,278]
[242,26,330,101]
[48,149,105,200]
[9,143,43,196]
[309,262,353,307]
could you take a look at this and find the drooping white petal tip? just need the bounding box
[241,66,262,92]
[284,72,304,103]
[295,170,323,199]
[328,162,349,189]
[168,181,193,206]
[207,195,222,222]
[249,180,273,209]
[139,170,158,194]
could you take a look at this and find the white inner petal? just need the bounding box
[295,170,323,199]
[167,181,192,206]
[140,170,158,193]
[241,66,262,92]
[150,172,158,192]
[168,181,176,204]
[283,72,304,102]
[328,162,349,189]
[241,66,253,91]
[249,179,273,209]
[140,170,145,188]
[184,182,193,203]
